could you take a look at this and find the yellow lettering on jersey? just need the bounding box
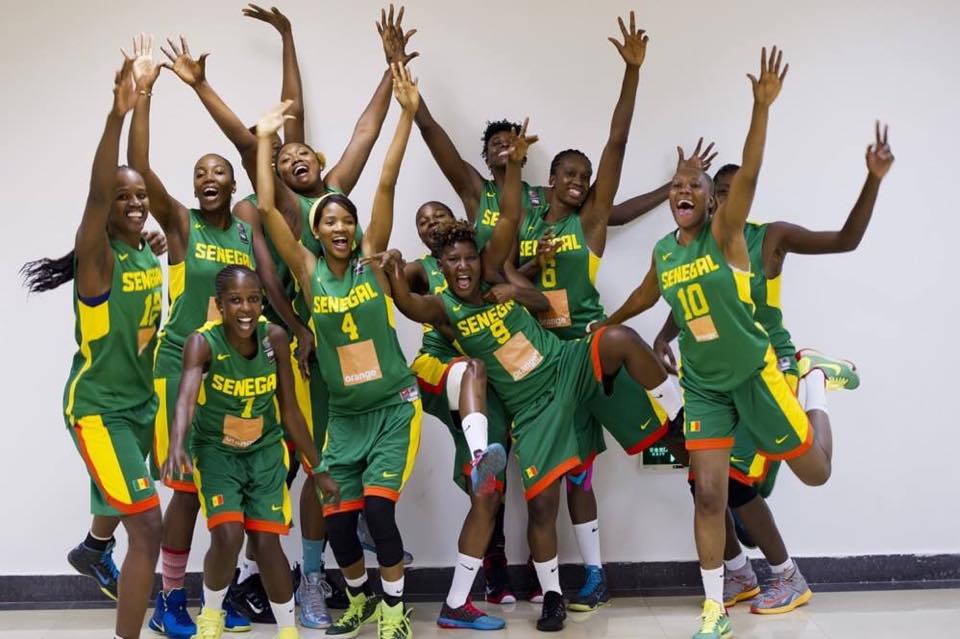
[210,373,277,397]
[519,234,582,259]
[660,255,720,291]
[481,209,499,227]
[312,282,379,314]
[194,243,253,267]
[456,300,516,337]
[121,267,163,292]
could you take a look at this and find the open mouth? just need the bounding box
[126,209,144,221]
[293,163,309,177]
[331,236,349,251]
[568,187,583,200]
[237,317,254,330]
[455,273,472,290]
[202,186,220,198]
[677,199,695,216]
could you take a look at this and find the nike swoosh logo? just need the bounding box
[459,563,477,572]
[818,363,844,375]
[550,567,558,573]
[486,191,496,197]
[452,305,462,312]
[591,527,598,533]
[730,457,745,463]
[270,504,283,512]
[639,418,652,430]
[245,597,265,614]
[661,252,672,261]
[194,223,204,229]
[775,435,790,444]
[382,471,399,479]
[118,253,129,261]
[217,353,230,361]
[431,271,441,276]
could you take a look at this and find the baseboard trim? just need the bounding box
[1,554,956,609]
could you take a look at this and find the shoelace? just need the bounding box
[759,573,792,602]
[301,580,328,612]
[542,594,565,618]
[98,549,120,582]
[699,602,723,631]
[195,613,222,639]
[319,578,334,599]
[379,609,411,638]
[336,598,367,627]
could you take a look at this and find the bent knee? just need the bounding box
[211,523,245,554]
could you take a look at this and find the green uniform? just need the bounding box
[152,210,256,491]
[474,179,548,251]
[655,220,810,459]
[440,287,603,499]
[309,255,421,514]
[191,320,291,533]
[517,209,668,463]
[65,239,162,517]
[408,255,511,493]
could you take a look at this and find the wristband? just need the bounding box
[139,90,152,97]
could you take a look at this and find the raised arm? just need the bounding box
[162,333,210,482]
[580,12,647,248]
[362,62,418,256]
[768,122,894,257]
[482,119,538,280]
[601,255,661,326]
[127,35,188,239]
[324,5,418,195]
[73,59,138,298]
[376,250,449,325]
[714,46,788,245]
[609,139,717,227]
[243,4,306,143]
[255,102,317,298]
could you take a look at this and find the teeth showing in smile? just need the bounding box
[456,275,471,289]
[678,199,694,210]
[237,318,253,328]
[293,164,309,176]
[203,187,219,197]
[126,210,143,220]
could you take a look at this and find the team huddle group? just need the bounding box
[22,4,895,639]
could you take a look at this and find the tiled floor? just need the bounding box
[0,589,957,638]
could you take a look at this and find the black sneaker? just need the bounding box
[483,554,517,605]
[227,570,275,623]
[325,573,350,610]
[67,540,119,601]
[536,591,566,632]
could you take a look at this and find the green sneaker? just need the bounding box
[326,591,381,638]
[692,599,732,639]
[797,348,860,391]
[377,601,412,639]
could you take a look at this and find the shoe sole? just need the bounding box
[485,595,517,605]
[67,558,118,602]
[750,588,813,614]
[472,445,507,494]
[299,612,332,630]
[326,614,379,638]
[535,621,565,632]
[567,599,611,612]
[724,585,761,608]
[224,624,252,632]
[437,617,506,630]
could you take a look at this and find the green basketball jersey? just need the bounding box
[155,210,256,374]
[439,287,564,415]
[745,222,796,364]
[474,179,548,251]
[654,220,769,391]
[308,256,417,415]
[192,320,282,452]
[517,209,604,340]
[416,255,461,360]
[64,239,163,418]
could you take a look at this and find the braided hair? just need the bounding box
[214,264,261,298]
[20,250,76,293]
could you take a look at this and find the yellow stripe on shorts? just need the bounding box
[400,399,423,489]
[76,415,132,506]
[153,378,169,465]
[760,348,809,442]
[281,442,293,525]
[410,352,449,389]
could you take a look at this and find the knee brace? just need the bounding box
[446,360,469,411]
[727,478,759,509]
[325,510,364,568]
[363,496,405,568]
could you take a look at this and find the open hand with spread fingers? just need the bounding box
[610,10,649,68]
[160,35,208,87]
[748,45,788,107]
[256,99,295,138]
[391,61,420,113]
[676,137,718,172]
[242,3,292,35]
[378,4,419,66]
[122,33,162,92]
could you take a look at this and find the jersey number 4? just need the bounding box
[341,312,359,341]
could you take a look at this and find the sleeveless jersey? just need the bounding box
[654,220,769,391]
[192,320,281,452]
[416,255,461,360]
[309,256,416,415]
[517,208,604,340]
[439,287,564,415]
[64,239,163,418]
[474,179,548,251]
[156,210,256,371]
[745,222,796,364]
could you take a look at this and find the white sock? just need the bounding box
[202,583,229,611]
[700,566,724,605]
[770,557,795,574]
[572,520,602,568]
[382,575,405,599]
[650,377,682,420]
[533,557,561,595]
[345,573,368,590]
[446,553,482,608]
[724,550,748,572]
[269,596,296,629]
[237,558,259,584]
[461,412,489,458]
[804,370,828,414]
[90,530,113,541]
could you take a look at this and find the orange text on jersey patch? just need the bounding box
[121,267,163,292]
[456,300,516,336]
[211,373,277,397]
[313,282,379,314]
[519,233,582,258]
[194,243,252,266]
[660,255,720,291]
[480,209,499,227]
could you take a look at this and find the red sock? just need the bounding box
[161,546,190,593]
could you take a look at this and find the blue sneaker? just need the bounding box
[470,443,506,495]
[210,595,251,633]
[437,599,505,630]
[67,540,119,601]
[148,588,195,639]
[568,565,610,612]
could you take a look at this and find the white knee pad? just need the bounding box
[446,360,469,411]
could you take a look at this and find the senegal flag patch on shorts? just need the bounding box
[211,494,224,507]
[133,477,150,491]
[688,420,701,433]
[524,465,538,479]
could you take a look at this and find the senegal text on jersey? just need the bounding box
[210,373,277,397]
[661,255,722,291]
[313,282,379,314]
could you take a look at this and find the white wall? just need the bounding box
[2,0,957,574]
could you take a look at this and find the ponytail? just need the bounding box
[20,250,76,293]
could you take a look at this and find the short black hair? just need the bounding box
[550,149,592,177]
[432,219,477,254]
[481,119,527,166]
[713,163,740,183]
